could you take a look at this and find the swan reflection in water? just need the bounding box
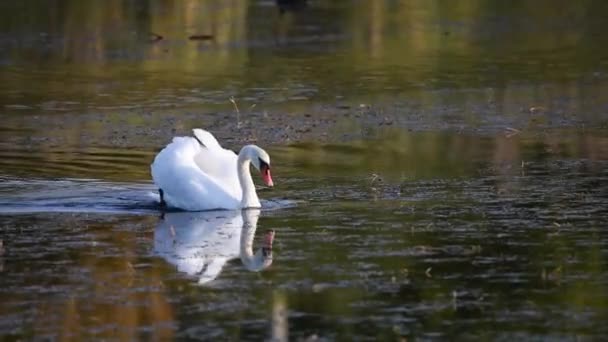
[154,209,274,284]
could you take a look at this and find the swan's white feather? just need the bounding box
[192,128,222,150]
[192,140,239,193]
[151,131,242,211]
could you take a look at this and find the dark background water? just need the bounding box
[1,0,608,340]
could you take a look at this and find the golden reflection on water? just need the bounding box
[0,0,606,165]
[1,0,607,105]
[271,290,288,342]
[24,217,176,340]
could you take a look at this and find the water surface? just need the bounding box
[1,1,608,340]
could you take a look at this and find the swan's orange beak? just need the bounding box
[262,229,275,256]
[261,166,274,187]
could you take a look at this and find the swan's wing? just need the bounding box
[192,146,238,189]
[192,128,222,150]
[151,137,240,210]
[191,129,241,198]
[163,162,239,210]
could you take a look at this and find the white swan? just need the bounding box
[154,209,274,284]
[150,129,273,211]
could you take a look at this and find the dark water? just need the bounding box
[1,1,608,340]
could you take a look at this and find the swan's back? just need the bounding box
[150,132,241,210]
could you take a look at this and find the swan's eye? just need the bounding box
[258,158,270,171]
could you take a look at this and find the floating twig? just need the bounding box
[368,173,382,185]
[188,34,214,41]
[230,97,241,129]
[504,127,521,138]
[149,32,163,42]
[529,106,545,114]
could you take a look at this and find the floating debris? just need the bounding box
[312,283,329,293]
[148,32,163,43]
[529,106,546,114]
[188,34,214,41]
[504,127,521,138]
[368,173,382,185]
[126,262,135,275]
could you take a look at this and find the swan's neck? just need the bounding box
[239,209,272,271]
[237,153,261,208]
[240,212,257,265]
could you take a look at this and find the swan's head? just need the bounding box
[243,145,274,187]
[243,229,275,272]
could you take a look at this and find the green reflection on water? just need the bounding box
[1,0,608,113]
